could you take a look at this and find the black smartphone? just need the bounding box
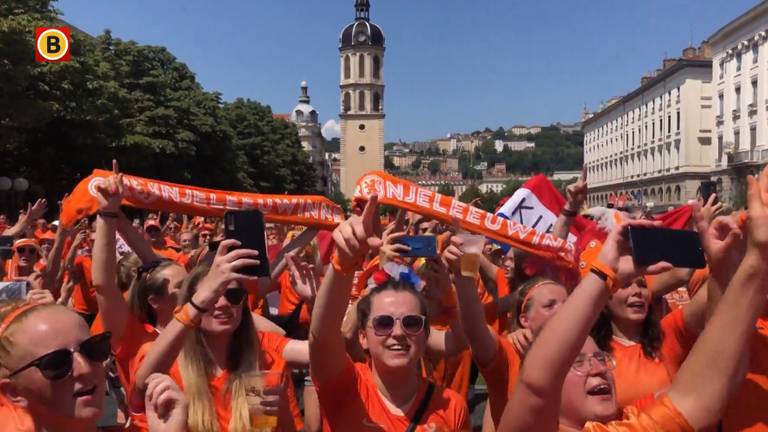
[0,236,13,261]
[628,226,706,269]
[396,235,438,257]
[700,180,718,204]
[208,239,221,252]
[224,210,270,277]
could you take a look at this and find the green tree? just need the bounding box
[480,190,501,212]
[492,127,506,140]
[411,156,423,171]
[324,137,341,152]
[499,179,526,197]
[385,155,398,171]
[329,189,351,214]
[437,183,456,197]
[428,159,441,176]
[459,184,483,204]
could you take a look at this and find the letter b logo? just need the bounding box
[35,27,71,62]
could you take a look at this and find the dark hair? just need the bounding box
[126,260,180,326]
[591,285,663,359]
[356,280,430,337]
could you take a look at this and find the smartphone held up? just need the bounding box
[224,210,270,278]
[628,226,706,269]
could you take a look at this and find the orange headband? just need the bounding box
[0,303,38,337]
[520,280,556,316]
[12,239,39,251]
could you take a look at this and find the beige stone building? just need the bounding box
[289,81,326,192]
[583,45,715,210]
[339,0,385,197]
[709,1,768,207]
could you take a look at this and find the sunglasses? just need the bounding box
[370,314,426,337]
[8,332,112,381]
[16,247,38,255]
[223,287,246,305]
[571,351,616,376]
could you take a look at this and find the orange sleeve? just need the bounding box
[686,267,709,298]
[71,257,98,315]
[660,308,695,377]
[583,395,693,432]
[312,354,359,412]
[479,336,521,428]
[258,331,290,359]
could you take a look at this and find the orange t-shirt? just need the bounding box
[495,267,512,334]
[721,315,768,432]
[91,311,156,395]
[71,255,98,315]
[152,246,183,264]
[579,394,693,431]
[130,331,301,432]
[277,271,311,328]
[428,348,473,400]
[610,308,694,407]
[0,397,35,432]
[480,335,523,428]
[315,355,469,431]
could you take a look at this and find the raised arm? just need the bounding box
[91,168,131,347]
[40,216,70,296]
[309,196,380,384]
[3,199,47,237]
[115,209,160,264]
[553,167,586,240]
[443,236,499,368]
[132,240,260,401]
[499,220,671,431]
[667,168,768,430]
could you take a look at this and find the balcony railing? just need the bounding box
[729,149,764,164]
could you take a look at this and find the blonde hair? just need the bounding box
[0,301,56,378]
[177,266,262,432]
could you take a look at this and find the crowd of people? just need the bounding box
[0,162,766,432]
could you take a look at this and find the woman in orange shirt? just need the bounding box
[497,170,768,431]
[0,301,111,432]
[309,196,469,432]
[448,235,569,430]
[133,240,308,432]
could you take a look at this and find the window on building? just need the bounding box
[676,111,680,131]
[344,55,351,79]
[717,135,723,161]
[736,86,742,110]
[736,52,742,72]
[718,92,724,116]
[358,90,366,111]
[651,121,655,139]
[667,115,671,134]
[735,129,741,147]
[753,43,759,63]
[343,92,351,113]
[632,130,635,146]
[751,126,757,148]
[372,92,381,112]
[752,79,758,105]
[373,56,381,79]
[358,54,365,78]
[719,60,725,79]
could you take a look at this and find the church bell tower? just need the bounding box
[339,0,385,198]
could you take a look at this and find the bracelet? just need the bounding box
[188,298,209,313]
[561,207,578,218]
[173,305,200,328]
[331,252,360,275]
[589,259,619,294]
[98,211,120,219]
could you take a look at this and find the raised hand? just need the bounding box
[332,195,381,265]
[94,160,124,212]
[745,165,768,256]
[26,286,55,305]
[287,252,319,303]
[692,202,744,284]
[145,373,188,432]
[378,223,410,264]
[596,220,673,287]
[23,198,48,222]
[442,234,464,277]
[192,239,260,309]
[699,193,724,224]
[564,166,588,211]
[508,328,534,355]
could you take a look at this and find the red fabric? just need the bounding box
[652,205,693,230]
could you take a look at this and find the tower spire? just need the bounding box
[299,81,310,104]
[355,0,370,21]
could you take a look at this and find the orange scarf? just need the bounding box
[354,171,576,268]
[59,170,345,230]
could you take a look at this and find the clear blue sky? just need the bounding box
[57,0,759,142]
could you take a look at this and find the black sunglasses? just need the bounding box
[370,314,426,337]
[8,332,112,381]
[223,287,246,306]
